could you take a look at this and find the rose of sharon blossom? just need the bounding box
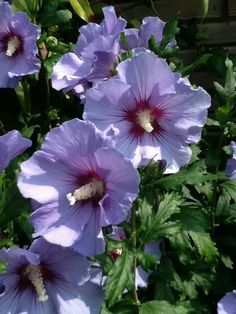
[84,50,211,172]
[18,119,140,256]
[0,130,31,172]
[226,141,236,180]
[123,16,175,50]
[0,1,41,88]
[0,238,104,314]
[51,6,126,96]
[217,290,236,314]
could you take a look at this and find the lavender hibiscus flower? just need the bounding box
[217,290,236,314]
[84,50,211,172]
[51,6,126,96]
[0,238,104,313]
[123,16,175,50]
[0,1,41,88]
[18,119,140,256]
[225,141,236,179]
[0,130,31,172]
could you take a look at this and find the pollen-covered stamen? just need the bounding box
[67,178,104,206]
[136,109,154,133]
[6,36,21,57]
[23,264,48,302]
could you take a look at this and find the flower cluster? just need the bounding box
[51,6,126,96]
[1,3,227,313]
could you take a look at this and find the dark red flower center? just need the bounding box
[124,100,165,139]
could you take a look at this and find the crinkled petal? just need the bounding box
[139,16,165,47]
[0,2,12,34]
[217,291,236,314]
[18,150,77,204]
[95,147,140,224]
[8,54,40,76]
[49,279,104,314]
[123,28,139,50]
[0,247,40,269]
[30,238,91,287]
[73,209,105,256]
[226,142,236,180]
[42,202,94,248]
[76,23,102,55]
[0,130,31,165]
[41,119,110,166]
[51,53,91,91]
[0,53,20,87]
[101,6,126,36]
[116,50,175,101]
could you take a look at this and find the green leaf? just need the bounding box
[220,180,236,203]
[160,16,179,49]
[13,0,42,18]
[177,206,218,262]
[221,254,234,269]
[69,0,94,22]
[201,0,209,18]
[139,192,181,243]
[135,250,159,272]
[140,300,188,314]
[105,249,134,307]
[154,161,218,190]
[0,185,31,226]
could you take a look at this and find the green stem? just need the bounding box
[130,203,140,308]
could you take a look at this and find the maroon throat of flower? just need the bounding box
[5,35,21,57]
[22,264,48,302]
[67,178,104,206]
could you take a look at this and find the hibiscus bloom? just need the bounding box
[225,141,236,180]
[217,290,236,314]
[51,6,126,96]
[0,1,41,88]
[0,238,104,314]
[123,16,175,50]
[18,119,140,256]
[84,50,211,172]
[0,130,31,172]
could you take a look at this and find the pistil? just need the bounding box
[23,264,48,302]
[67,178,104,206]
[136,109,154,133]
[6,36,21,57]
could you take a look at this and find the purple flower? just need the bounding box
[0,238,104,314]
[51,6,126,96]
[0,130,31,172]
[123,16,175,50]
[18,119,140,256]
[84,50,211,172]
[226,141,236,179]
[0,1,41,88]
[217,290,236,314]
